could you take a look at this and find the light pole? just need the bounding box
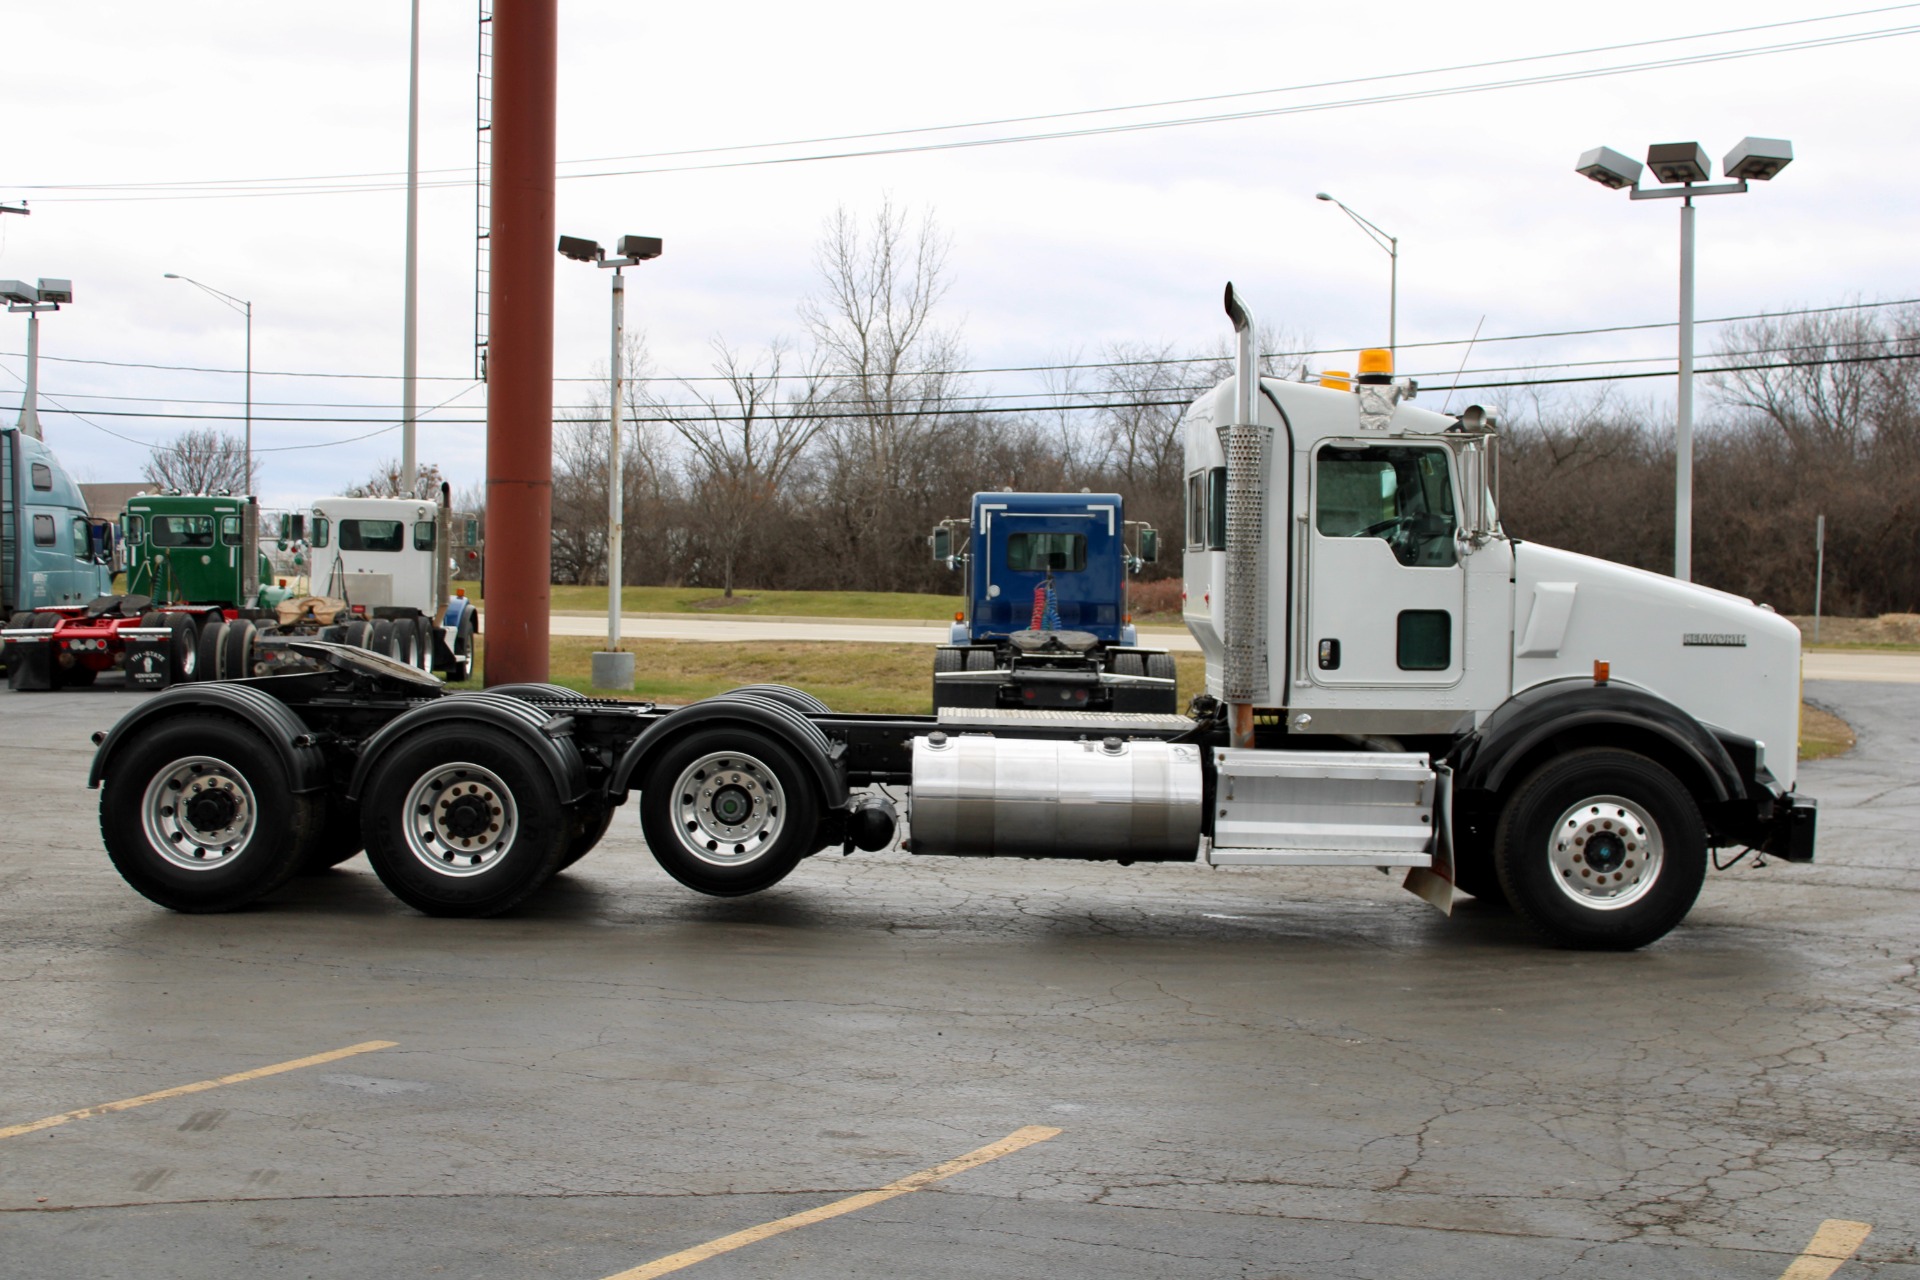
[1316,192,1398,359]
[164,273,254,494]
[1577,137,1793,583]
[558,233,663,689]
[1,277,71,441]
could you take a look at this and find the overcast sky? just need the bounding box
[4,1,1917,510]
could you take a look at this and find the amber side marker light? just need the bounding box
[1594,659,1611,685]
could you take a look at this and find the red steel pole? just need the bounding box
[482,0,557,683]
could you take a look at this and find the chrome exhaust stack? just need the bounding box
[1221,284,1271,748]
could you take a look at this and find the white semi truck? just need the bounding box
[254,488,480,682]
[86,286,1814,948]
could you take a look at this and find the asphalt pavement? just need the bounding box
[0,678,1913,1278]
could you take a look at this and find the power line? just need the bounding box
[8,352,1912,431]
[20,331,1910,415]
[25,6,1913,195]
[18,17,1920,203]
[8,297,1915,389]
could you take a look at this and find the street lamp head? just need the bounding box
[1723,136,1793,181]
[1646,141,1711,184]
[163,272,181,279]
[1575,146,1643,190]
[1315,192,1334,202]
[617,234,662,261]
[35,278,71,305]
[557,235,603,263]
[0,280,38,305]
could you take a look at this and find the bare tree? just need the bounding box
[551,331,682,586]
[668,339,828,597]
[801,201,965,587]
[142,427,255,494]
[347,458,447,499]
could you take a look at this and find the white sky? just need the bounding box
[3,0,1917,509]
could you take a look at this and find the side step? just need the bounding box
[1206,748,1435,867]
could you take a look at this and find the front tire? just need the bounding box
[99,713,318,912]
[1493,748,1706,950]
[361,724,568,916]
[638,728,820,897]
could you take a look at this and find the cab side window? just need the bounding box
[30,463,51,491]
[32,514,54,546]
[1315,444,1457,568]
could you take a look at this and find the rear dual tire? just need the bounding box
[99,714,318,912]
[638,728,819,897]
[361,724,569,916]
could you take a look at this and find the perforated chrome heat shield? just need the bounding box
[1222,421,1271,705]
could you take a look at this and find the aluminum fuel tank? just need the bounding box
[908,732,1203,861]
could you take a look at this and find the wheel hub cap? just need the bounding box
[404,764,517,876]
[1548,795,1663,910]
[671,752,787,867]
[141,756,258,870]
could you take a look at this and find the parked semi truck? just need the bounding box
[85,286,1815,949]
[290,489,479,681]
[0,433,202,689]
[929,492,1176,713]
[8,489,301,689]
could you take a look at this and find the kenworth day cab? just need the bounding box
[85,286,1814,949]
[929,491,1176,713]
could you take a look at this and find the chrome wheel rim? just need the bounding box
[670,750,786,866]
[403,762,518,876]
[1548,794,1663,910]
[141,755,256,870]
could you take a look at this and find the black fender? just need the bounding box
[88,682,329,794]
[1449,677,1744,803]
[345,692,588,805]
[607,694,845,808]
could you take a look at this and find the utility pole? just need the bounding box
[400,0,421,497]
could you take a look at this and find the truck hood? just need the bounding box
[1511,541,1803,790]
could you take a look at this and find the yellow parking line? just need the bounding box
[1779,1220,1873,1280]
[0,1040,397,1141]
[604,1125,1063,1280]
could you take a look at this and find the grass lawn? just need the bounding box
[1800,704,1856,761]
[457,639,1845,762]
[458,582,1185,625]
[455,637,1208,716]
[463,582,965,621]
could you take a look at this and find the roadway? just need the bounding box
[0,678,1914,1277]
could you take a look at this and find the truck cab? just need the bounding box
[930,492,1174,712]
[122,492,271,609]
[1,427,113,613]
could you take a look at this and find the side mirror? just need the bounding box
[1455,437,1494,546]
[930,527,952,562]
[1138,528,1158,564]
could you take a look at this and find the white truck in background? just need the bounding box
[262,488,479,681]
[88,284,1813,950]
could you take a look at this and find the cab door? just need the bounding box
[1305,441,1464,688]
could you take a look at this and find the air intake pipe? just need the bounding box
[1221,284,1271,748]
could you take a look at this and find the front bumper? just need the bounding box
[1760,793,1818,862]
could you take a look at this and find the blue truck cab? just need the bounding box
[957,492,1135,645]
[929,491,1175,714]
